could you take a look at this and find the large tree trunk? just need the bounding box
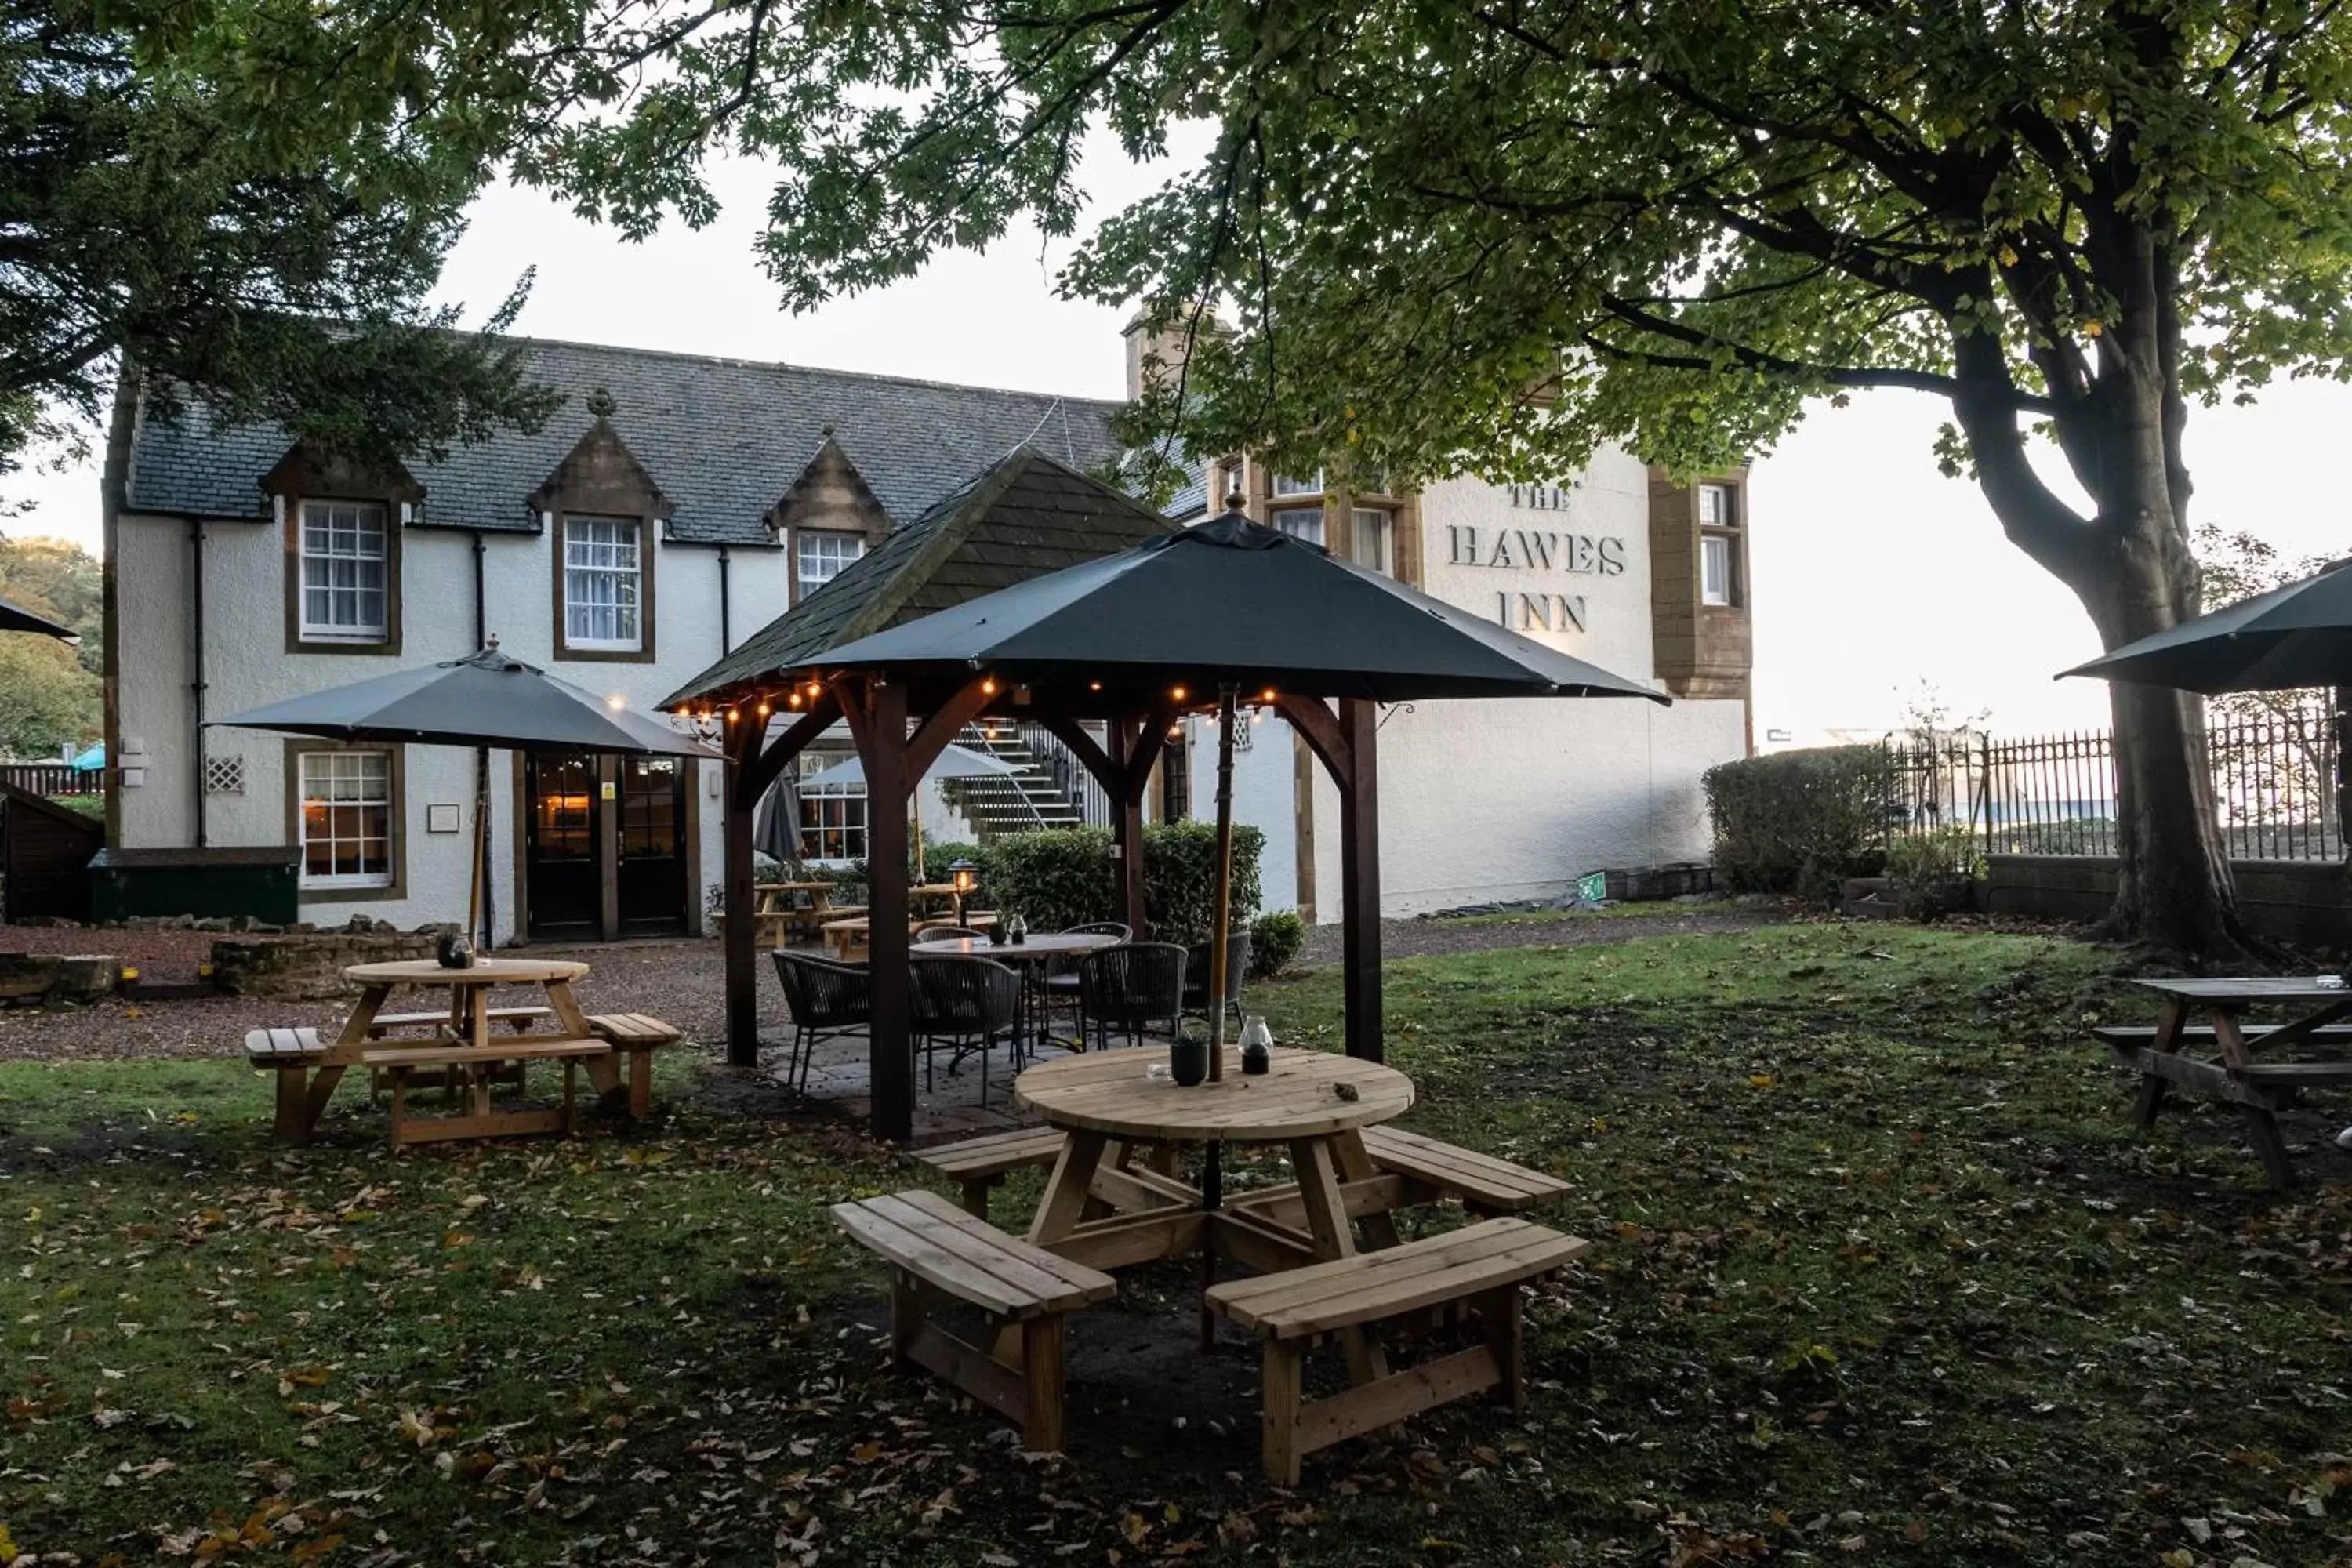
[1951,300,2249,957]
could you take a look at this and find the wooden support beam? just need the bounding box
[722,710,762,1066]
[1338,697,1383,1064]
[1274,694,1352,787]
[848,677,915,1143]
[1103,715,1149,936]
[739,693,841,809]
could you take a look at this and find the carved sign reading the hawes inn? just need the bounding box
[1446,524,1627,634]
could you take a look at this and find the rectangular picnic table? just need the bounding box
[2107,976,2352,1185]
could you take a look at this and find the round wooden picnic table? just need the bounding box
[345,957,589,985]
[1015,1044,1412,1142]
[1014,1046,1416,1369]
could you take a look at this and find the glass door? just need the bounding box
[525,752,600,939]
[615,755,688,935]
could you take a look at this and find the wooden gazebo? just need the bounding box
[674,456,1662,1144]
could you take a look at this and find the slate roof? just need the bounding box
[125,336,1126,547]
[666,447,1178,706]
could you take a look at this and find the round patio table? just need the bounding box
[1014,1045,1412,1253]
[920,931,1122,1057]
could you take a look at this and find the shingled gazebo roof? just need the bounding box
[665,446,1177,709]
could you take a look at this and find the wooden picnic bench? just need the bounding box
[1357,1124,1571,1214]
[586,1012,684,1117]
[1206,1217,1590,1484]
[2102,977,2352,1185]
[833,1189,1116,1452]
[361,1038,607,1147]
[915,1124,1069,1218]
[245,1027,328,1142]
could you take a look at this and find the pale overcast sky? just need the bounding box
[13,145,2348,741]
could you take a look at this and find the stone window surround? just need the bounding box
[546,508,659,664]
[1234,459,1419,589]
[795,528,866,597]
[285,738,407,903]
[1698,480,1744,608]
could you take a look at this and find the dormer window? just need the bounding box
[263,441,419,655]
[531,391,671,663]
[797,530,864,592]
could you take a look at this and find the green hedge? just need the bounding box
[1703,745,1890,902]
[969,823,1267,946]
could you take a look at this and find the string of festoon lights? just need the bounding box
[671,677,1287,746]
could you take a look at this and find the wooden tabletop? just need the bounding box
[2132,976,2351,1004]
[755,880,835,894]
[825,913,998,933]
[921,933,1120,961]
[344,958,590,985]
[1016,1046,1413,1143]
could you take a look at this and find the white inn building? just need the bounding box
[106,330,1751,938]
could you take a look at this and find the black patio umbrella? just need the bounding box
[2060,558,2352,693]
[0,593,78,643]
[215,642,717,946]
[817,506,1665,1065]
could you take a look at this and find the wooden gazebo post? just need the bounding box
[1276,694,1384,1063]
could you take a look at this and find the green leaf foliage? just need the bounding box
[1,0,560,495]
[1704,746,1893,902]
[1247,908,1305,979]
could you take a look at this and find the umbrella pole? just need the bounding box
[468,747,489,951]
[1209,687,1238,1081]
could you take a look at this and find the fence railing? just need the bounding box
[1884,710,2343,862]
[0,764,100,797]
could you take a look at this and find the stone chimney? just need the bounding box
[1122,306,1214,401]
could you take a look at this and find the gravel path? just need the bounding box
[0,906,1788,1062]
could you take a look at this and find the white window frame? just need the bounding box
[797,756,869,862]
[1271,470,1324,498]
[1699,483,1737,528]
[298,749,396,890]
[1700,533,1734,606]
[298,499,389,642]
[797,530,865,594]
[1270,505,1326,546]
[563,515,644,652]
[1349,507,1392,575]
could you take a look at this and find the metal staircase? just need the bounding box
[944,720,1110,840]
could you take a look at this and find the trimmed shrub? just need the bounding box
[1703,746,1891,902]
[1144,821,1265,947]
[971,822,1266,942]
[984,828,1117,931]
[1247,909,1306,979]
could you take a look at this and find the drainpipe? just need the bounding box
[472,530,495,949]
[717,546,732,653]
[189,517,207,847]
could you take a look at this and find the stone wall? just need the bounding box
[1986,855,2351,953]
[209,931,442,1000]
[0,953,118,1006]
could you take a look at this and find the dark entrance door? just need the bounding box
[615,755,687,935]
[525,752,601,939]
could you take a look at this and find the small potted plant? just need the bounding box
[1169,1022,1210,1087]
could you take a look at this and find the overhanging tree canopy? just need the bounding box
[147,0,2352,952]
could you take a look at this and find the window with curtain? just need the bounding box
[299,500,388,641]
[1349,507,1393,575]
[564,516,643,650]
[797,530,864,594]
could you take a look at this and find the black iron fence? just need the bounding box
[1885,710,2343,862]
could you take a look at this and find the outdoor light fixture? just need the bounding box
[1172,685,1188,702]
[724,708,737,724]
[982,677,998,695]
[948,857,978,923]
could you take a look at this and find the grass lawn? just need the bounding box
[3,922,2349,1566]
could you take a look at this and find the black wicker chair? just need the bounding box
[913,926,988,945]
[1182,930,1252,1035]
[771,951,873,1097]
[1040,922,1134,1036]
[909,954,1023,1103]
[1076,942,1188,1051]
